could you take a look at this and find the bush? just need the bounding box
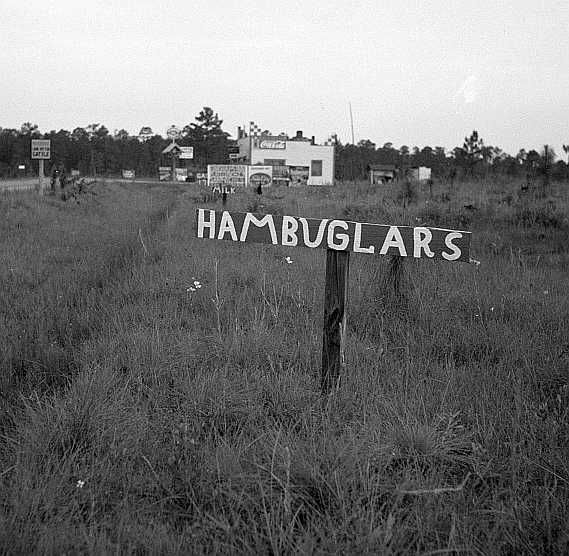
[510,204,568,229]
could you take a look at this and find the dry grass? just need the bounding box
[0,178,568,554]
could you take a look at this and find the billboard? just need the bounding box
[248,165,273,187]
[207,165,274,189]
[208,165,248,189]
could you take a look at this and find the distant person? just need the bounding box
[50,167,59,193]
[60,168,66,189]
[256,183,262,195]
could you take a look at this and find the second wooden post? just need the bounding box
[321,249,350,396]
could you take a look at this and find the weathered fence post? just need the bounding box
[321,249,350,396]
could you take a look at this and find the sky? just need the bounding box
[1,0,568,157]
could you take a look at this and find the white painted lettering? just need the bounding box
[413,227,435,258]
[281,216,299,246]
[379,226,407,256]
[218,211,238,241]
[300,218,328,248]
[327,220,350,250]
[353,222,374,253]
[197,209,215,239]
[442,232,463,261]
[240,213,278,244]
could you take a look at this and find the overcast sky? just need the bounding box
[1,0,568,156]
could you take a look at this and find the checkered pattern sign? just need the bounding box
[249,121,262,137]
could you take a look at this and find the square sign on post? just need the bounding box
[31,139,51,194]
[31,140,51,159]
[179,147,194,160]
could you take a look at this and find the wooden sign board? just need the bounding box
[195,209,471,262]
[195,208,474,398]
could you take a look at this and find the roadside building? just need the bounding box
[236,124,335,186]
[407,166,432,182]
[368,164,398,184]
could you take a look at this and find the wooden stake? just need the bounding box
[321,249,350,396]
[38,159,44,194]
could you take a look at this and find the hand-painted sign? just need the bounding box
[195,210,472,262]
[259,139,286,149]
[122,169,135,179]
[31,139,51,159]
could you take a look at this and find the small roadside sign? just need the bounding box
[179,147,194,159]
[31,139,51,159]
[195,208,475,397]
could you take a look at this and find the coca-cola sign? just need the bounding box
[259,139,285,150]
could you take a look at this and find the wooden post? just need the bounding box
[38,159,44,193]
[321,249,350,396]
[171,152,177,183]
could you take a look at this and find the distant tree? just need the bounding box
[183,107,231,167]
[462,130,484,174]
[357,139,376,150]
[20,122,40,137]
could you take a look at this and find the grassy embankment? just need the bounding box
[1,178,568,554]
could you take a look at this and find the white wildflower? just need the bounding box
[76,480,85,489]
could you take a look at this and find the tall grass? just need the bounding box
[0,179,568,554]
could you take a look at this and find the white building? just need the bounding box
[236,128,335,186]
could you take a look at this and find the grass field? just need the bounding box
[1,178,568,554]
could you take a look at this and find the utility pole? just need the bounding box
[349,102,355,145]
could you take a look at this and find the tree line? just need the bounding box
[335,131,569,182]
[1,110,567,182]
[0,108,230,179]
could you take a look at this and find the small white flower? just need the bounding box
[543,290,549,295]
[76,480,85,489]
[490,307,494,312]
[285,256,293,264]
[187,287,196,292]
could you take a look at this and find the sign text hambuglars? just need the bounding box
[195,209,471,262]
